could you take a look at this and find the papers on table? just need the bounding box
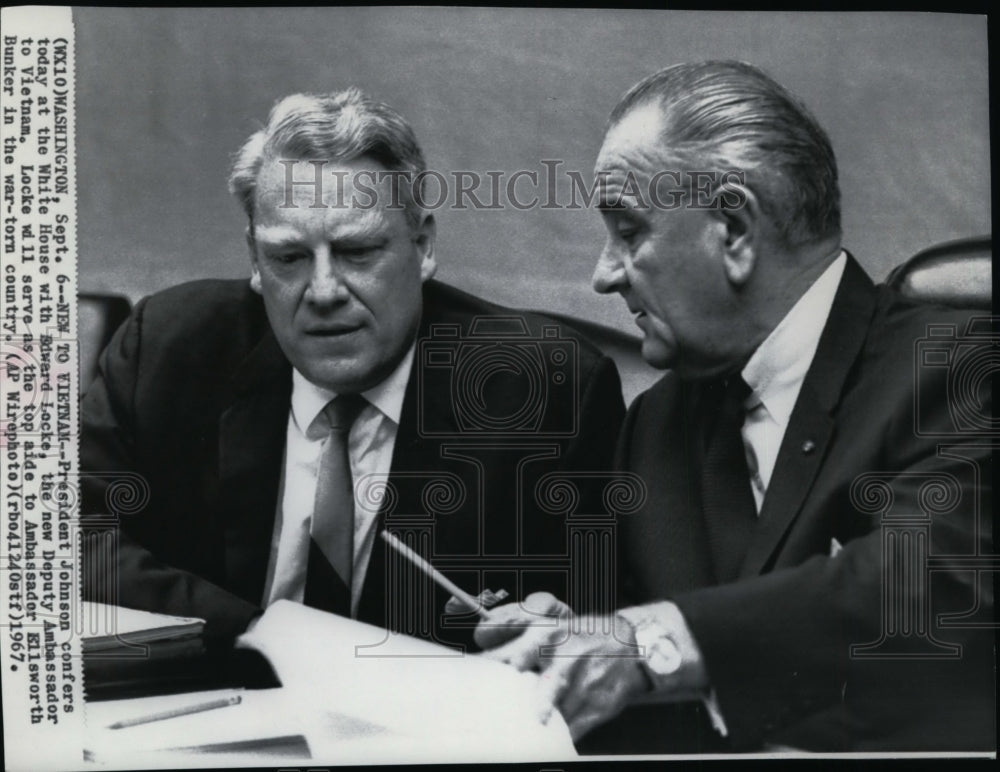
[82,603,210,701]
[81,603,204,654]
[83,600,577,766]
[237,599,577,763]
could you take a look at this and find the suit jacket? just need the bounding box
[80,278,625,651]
[606,256,993,752]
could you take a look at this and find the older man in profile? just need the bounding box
[81,89,624,653]
[476,61,993,753]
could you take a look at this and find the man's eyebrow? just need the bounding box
[254,225,302,245]
[254,216,390,246]
[330,221,389,242]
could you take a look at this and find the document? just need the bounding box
[236,600,577,762]
[84,601,575,766]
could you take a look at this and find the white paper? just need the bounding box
[237,599,577,762]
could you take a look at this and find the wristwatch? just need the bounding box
[619,608,683,682]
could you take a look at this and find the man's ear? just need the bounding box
[715,182,759,287]
[414,213,437,282]
[245,226,263,294]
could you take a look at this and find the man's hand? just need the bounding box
[474,592,709,740]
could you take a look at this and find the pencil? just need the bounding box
[380,530,492,620]
[108,694,242,729]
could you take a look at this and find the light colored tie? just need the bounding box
[305,394,366,612]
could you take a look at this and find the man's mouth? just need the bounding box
[304,324,364,337]
[624,297,643,316]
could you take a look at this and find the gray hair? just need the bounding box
[610,60,840,246]
[228,87,428,229]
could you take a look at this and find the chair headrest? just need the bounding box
[886,236,992,309]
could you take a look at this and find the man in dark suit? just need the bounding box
[80,88,624,653]
[475,61,993,752]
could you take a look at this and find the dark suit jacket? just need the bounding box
[603,256,993,752]
[80,278,625,651]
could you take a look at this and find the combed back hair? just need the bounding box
[609,60,840,246]
[228,87,428,229]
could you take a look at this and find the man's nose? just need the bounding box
[592,240,627,294]
[306,249,349,305]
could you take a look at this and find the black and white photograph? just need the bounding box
[0,6,994,769]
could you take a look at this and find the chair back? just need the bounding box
[886,236,992,309]
[79,293,132,395]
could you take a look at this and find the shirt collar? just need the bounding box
[291,340,417,433]
[741,251,847,427]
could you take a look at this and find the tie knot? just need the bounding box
[725,375,752,406]
[706,374,752,409]
[309,394,367,439]
[701,375,753,437]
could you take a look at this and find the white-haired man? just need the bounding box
[476,61,993,753]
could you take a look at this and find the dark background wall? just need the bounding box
[75,9,989,338]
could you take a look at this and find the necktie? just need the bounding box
[699,375,757,584]
[304,394,367,616]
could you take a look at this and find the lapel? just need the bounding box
[737,254,878,578]
[355,282,462,626]
[624,373,716,595]
[217,326,292,604]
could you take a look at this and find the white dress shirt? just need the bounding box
[739,251,847,512]
[260,342,416,617]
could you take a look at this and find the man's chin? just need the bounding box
[287,331,413,393]
[639,340,674,371]
[302,370,375,394]
[296,354,398,395]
